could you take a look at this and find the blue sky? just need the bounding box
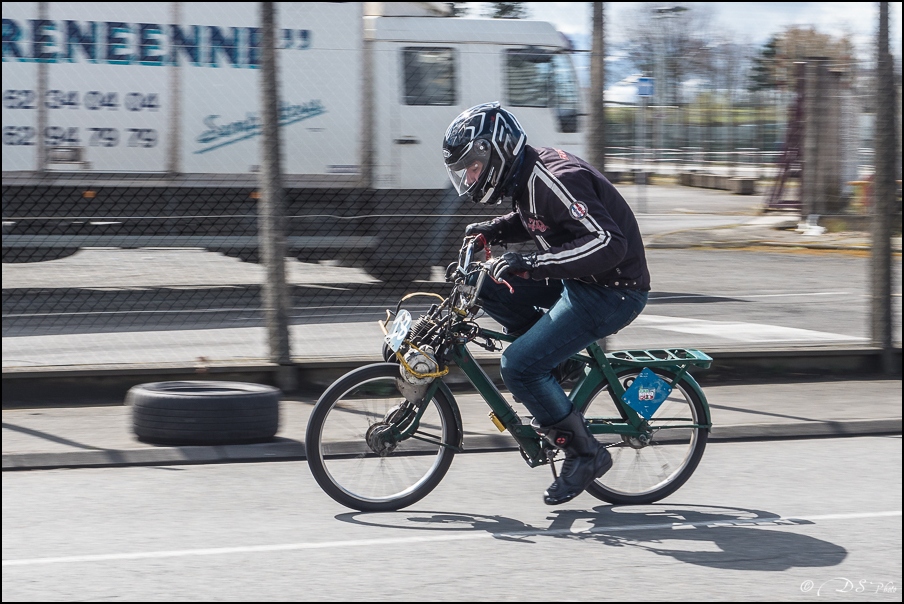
[460,2,902,101]
[462,2,902,55]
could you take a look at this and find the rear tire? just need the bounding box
[583,368,708,505]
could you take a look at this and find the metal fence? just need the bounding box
[2,2,900,374]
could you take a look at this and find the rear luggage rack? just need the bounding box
[606,348,713,369]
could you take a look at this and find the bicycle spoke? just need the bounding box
[307,369,459,509]
[583,369,707,504]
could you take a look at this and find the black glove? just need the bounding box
[464,219,502,246]
[486,252,537,281]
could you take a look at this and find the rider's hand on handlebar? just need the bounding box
[465,220,502,250]
[486,252,537,281]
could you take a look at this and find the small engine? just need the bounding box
[401,345,438,385]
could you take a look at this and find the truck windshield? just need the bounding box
[551,53,580,133]
[403,47,457,106]
[505,49,581,133]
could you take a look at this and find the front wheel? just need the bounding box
[583,368,709,505]
[305,363,461,512]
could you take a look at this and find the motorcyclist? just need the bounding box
[443,102,650,505]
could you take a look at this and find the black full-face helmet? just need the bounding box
[443,102,526,204]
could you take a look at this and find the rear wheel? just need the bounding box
[305,363,460,512]
[583,368,708,505]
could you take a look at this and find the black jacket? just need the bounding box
[489,146,650,290]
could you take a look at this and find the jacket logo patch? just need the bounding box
[527,218,548,232]
[555,148,568,160]
[569,201,588,220]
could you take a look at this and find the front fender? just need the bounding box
[434,379,464,448]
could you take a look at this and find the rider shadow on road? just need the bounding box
[335,503,847,572]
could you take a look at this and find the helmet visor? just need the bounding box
[445,139,491,196]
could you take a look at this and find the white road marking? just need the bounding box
[738,292,852,299]
[653,291,852,301]
[634,315,865,343]
[3,510,899,567]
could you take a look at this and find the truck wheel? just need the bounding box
[127,381,280,445]
[2,248,79,263]
[211,248,259,263]
[364,260,429,283]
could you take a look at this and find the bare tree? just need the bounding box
[773,26,856,85]
[619,3,718,106]
[709,36,756,173]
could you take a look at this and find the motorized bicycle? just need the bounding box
[305,235,713,512]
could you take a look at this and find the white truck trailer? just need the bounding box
[2,2,585,280]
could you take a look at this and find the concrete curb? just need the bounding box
[3,418,900,471]
[4,347,901,408]
[643,226,901,253]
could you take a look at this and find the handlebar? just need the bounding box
[455,235,514,301]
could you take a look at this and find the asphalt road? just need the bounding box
[2,246,900,367]
[3,435,901,601]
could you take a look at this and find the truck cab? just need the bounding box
[366,12,584,190]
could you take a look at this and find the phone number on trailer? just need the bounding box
[3,90,160,111]
[3,126,158,147]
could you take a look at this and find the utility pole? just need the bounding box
[259,2,296,391]
[872,2,897,374]
[588,2,606,175]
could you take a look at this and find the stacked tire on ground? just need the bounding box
[127,381,280,445]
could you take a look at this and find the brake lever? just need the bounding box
[478,243,515,294]
[495,276,514,294]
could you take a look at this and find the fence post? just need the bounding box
[872,2,897,375]
[35,2,48,175]
[801,59,823,216]
[259,2,296,391]
[167,1,182,176]
[587,2,606,175]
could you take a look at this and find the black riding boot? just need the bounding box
[532,409,612,505]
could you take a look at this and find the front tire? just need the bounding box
[583,368,708,505]
[305,363,460,512]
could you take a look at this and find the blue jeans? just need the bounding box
[477,275,648,426]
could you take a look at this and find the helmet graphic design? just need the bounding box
[443,102,526,204]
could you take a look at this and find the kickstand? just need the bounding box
[547,449,558,480]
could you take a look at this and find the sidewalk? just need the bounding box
[645,218,902,252]
[2,378,900,471]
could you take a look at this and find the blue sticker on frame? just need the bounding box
[621,368,672,419]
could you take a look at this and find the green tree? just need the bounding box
[749,34,780,92]
[484,2,528,19]
[447,2,470,17]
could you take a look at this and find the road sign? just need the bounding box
[637,77,654,97]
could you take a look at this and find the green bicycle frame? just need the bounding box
[447,325,713,467]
